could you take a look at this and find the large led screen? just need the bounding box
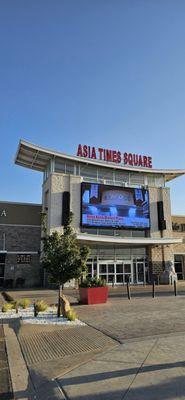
[81,182,150,229]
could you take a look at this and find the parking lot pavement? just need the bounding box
[57,332,185,400]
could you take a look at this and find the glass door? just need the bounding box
[137,262,145,283]
[115,263,124,284]
[174,255,184,280]
[123,262,132,284]
[115,262,132,284]
[133,259,145,284]
[98,260,133,285]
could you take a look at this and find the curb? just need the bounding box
[4,323,37,400]
[4,322,65,400]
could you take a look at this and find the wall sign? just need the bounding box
[76,144,152,168]
[17,254,31,264]
[0,210,6,217]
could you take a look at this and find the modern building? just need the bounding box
[12,139,185,286]
[0,201,42,287]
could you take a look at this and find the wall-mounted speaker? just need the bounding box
[157,201,166,231]
[62,191,70,226]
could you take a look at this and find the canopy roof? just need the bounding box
[77,233,183,246]
[15,140,185,182]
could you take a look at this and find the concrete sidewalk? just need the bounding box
[57,332,185,400]
[0,321,13,400]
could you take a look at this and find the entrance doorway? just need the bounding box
[174,255,184,280]
[98,260,132,285]
[133,259,146,284]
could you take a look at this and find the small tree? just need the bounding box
[41,213,90,317]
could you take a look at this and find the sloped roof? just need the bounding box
[15,140,185,182]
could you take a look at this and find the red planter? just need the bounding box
[79,286,108,305]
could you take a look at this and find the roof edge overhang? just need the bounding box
[15,139,185,182]
[76,233,183,246]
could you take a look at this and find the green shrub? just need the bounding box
[35,300,48,313]
[79,277,106,288]
[20,298,31,309]
[2,303,14,313]
[66,308,77,321]
[1,291,14,303]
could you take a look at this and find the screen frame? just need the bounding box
[80,182,150,230]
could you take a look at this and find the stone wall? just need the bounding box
[43,173,82,234]
[0,225,42,287]
[148,186,174,277]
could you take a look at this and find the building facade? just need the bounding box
[13,140,185,286]
[0,201,42,288]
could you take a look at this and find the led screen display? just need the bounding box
[81,182,150,229]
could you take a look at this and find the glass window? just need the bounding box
[114,171,129,183]
[124,264,131,274]
[108,264,114,273]
[98,168,113,181]
[116,275,123,283]
[99,264,106,274]
[130,173,145,185]
[116,264,123,273]
[108,275,114,283]
[55,159,65,173]
[65,162,74,174]
[80,165,97,179]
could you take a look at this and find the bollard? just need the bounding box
[152,281,155,298]
[127,281,131,300]
[174,280,177,296]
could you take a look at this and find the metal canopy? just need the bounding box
[15,139,185,182]
[76,233,183,246]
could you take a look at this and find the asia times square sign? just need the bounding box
[76,144,152,169]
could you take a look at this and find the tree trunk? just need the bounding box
[57,283,62,318]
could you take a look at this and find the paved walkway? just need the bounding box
[57,332,185,400]
[2,281,185,306]
[75,295,185,341]
[3,289,185,399]
[0,321,13,400]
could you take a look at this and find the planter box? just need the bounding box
[79,287,108,305]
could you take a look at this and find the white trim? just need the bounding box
[0,224,41,228]
[77,233,183,246]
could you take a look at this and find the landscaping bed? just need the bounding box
[1,292,85,326]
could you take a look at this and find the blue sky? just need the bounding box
[1,0,185,213]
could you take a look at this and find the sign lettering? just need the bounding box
[76,144,152,168]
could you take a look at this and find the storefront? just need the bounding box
[14,139,185,286]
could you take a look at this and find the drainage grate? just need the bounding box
[18,326,115,365]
